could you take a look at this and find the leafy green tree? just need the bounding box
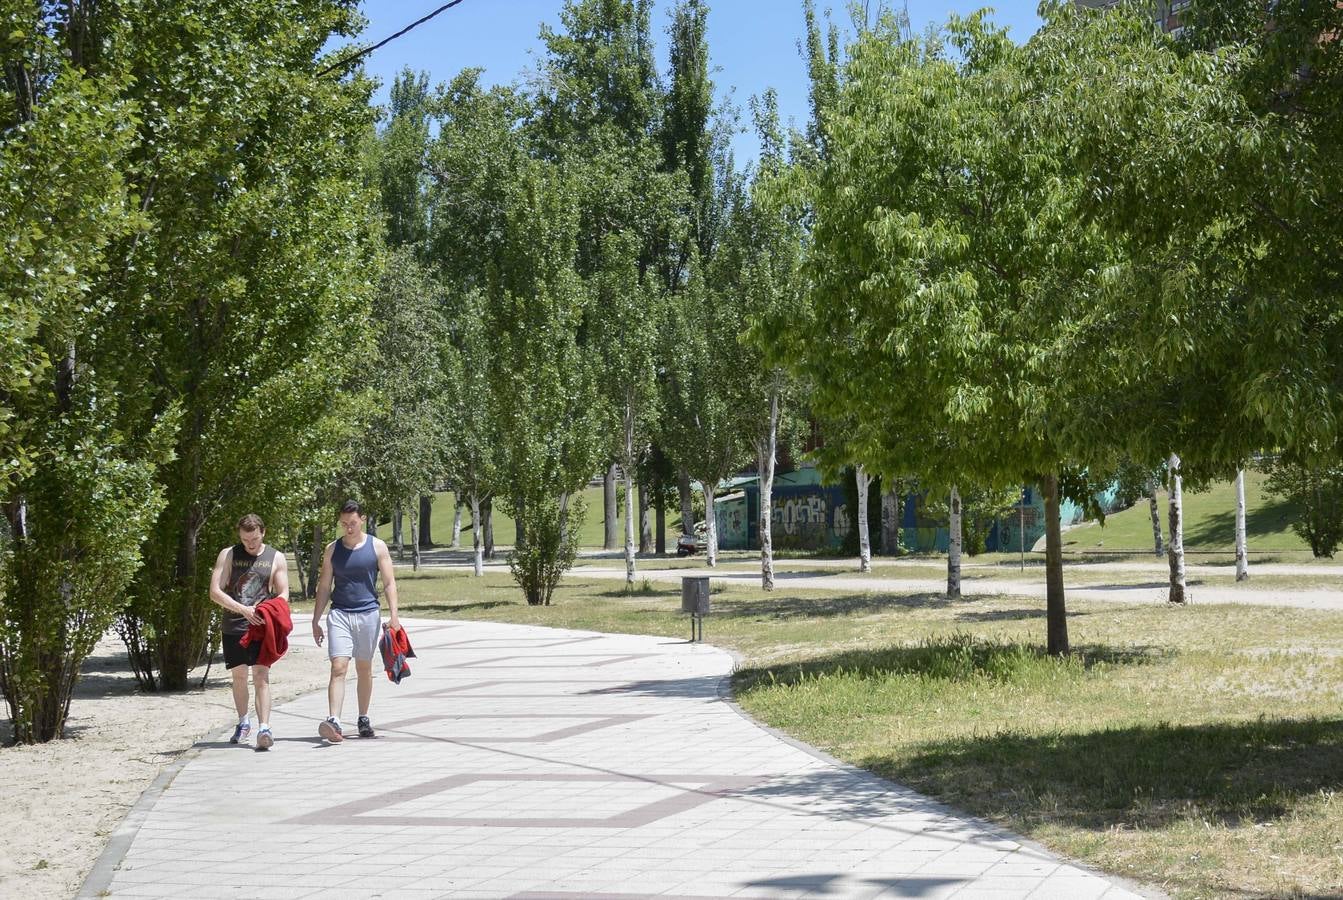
[0,3,177,741]
[1264,457,1343,559]
[108,1,381,690]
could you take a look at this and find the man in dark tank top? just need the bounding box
[311,499,401,742]
[208,513,289,750]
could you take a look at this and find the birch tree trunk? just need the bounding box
[1042,472,1069,656]
[604,462,619,551]
[638,480,652,554]
[760,388,779,591]
[678,467,694,539]
[392,505,403,559]
[470,494,484,576]
[1235,468,1249,581]
[947,485,962,598]
[1167,452,1188,604]
[408,501,420,572]
[1146,477,1164,556]
[450,501,462,549]
[703,478,718,568]
[857,464,873,573]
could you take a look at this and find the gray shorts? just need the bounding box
[327,607,381,661]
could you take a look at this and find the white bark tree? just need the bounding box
[758,389,780,590]
[857,464,873,573]
[1167,452,1188,604]
[947,485,962,599]
[703,478,719,567]
[450,501,462,549]
[1235,467,1249,581]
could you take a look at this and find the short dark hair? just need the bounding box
[237,514,265,533]
[339,500,362,516]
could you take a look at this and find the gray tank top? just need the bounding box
[222,543,277,635]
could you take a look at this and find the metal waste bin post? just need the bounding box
[681,576,711,642]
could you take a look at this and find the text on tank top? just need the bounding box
[223,544,276,635]
[331,536,379,613]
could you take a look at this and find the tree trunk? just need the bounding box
[678,467,694,538]
[409,502,420,572]
[881,488,900,556]
[419,494,433,548]
[514,500,525,551]
[624,468,637,586]
[947,485,962,598]
[638,479,652,555]
[1042,472,1069,656]
[308,524,323,598]
[760,388,779,591]
[450,501,462,549]
[703,477,718,568]
[483,498,494,559]
[291,531,307,599]
[857,464,873,573]
[1147,477,1164,556]
[604,462,619,550]
[655,485,666,556]
[1167,452,1188,604]
[1235,468,1249,581]
[393,504,403,559]
[471,494,484,576]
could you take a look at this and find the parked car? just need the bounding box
[675,522,708,557]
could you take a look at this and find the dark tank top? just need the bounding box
[331,536,379,613]
[222,543,277,635]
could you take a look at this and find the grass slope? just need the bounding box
[1067,469,1307,553]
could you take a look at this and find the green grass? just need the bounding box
[385,486,685,550]
[1069,470,1308,553]
[360,565,1343,899]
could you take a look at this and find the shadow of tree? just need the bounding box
[1183,495,1300,549]
[734,639,1165,692]
[871,716,1343,830]
[719,591,953,620]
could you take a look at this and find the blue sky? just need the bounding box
[346,1,1043,162]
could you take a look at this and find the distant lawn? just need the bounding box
[385,486,685,550]
[366,565,1343,899]
[1066,469,1309,554]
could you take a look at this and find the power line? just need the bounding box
[318,0,471,78]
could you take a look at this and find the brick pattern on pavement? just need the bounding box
[86,618,1152,899]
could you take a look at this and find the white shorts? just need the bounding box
[327,608,381,661]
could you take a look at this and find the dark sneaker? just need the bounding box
[357,716,375,739]
[230,722,251,745]
[318,717,344,743]
[255,727,273,751]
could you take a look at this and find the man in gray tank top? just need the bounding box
[311,499,401,742]
[208,513,289,750]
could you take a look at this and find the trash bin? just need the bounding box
[681,576,710,641]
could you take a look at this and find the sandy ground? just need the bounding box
[0,630,331,899]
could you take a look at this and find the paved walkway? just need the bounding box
[84,619,1150,900]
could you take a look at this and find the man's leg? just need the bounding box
[328,657,349,719]
[231,666,249,720]
[355,658,374,717]
[253,665,274,749]
[254,665,272,724]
